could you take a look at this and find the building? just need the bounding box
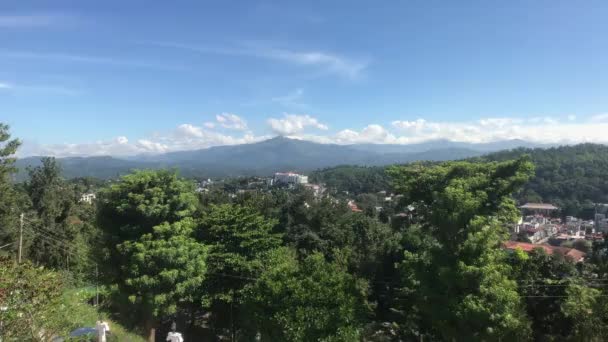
[273,172,308,185]
[303,183,325,197]
[595,213,608,232]
[519,203,559,216]
[503,241,586,263]
[517,215,559,243]
[347,200,363,213]
[80,193,96,204]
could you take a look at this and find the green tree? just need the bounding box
[118,218,208,336]
[0,123,21,253]
[243,247,368,341]
[195,203,281,340]
[561,283,608,341]
[509,248,579,340]
[97,170,202,340]
[25,157,86,269]
[388,158,534,340]
[355,193,379,217]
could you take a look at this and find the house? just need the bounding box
[503,241,586,263]
[347,200,363,213]
[80,193,96,204]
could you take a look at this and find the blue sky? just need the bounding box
[2,0,608,156]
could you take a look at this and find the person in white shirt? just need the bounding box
[96,318,110,342]
[166,322,184,342]
[166,331,184,342]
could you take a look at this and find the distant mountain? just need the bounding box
[348,139,551,154]
[14,156,158,181]
[14,137,530,180]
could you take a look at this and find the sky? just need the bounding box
[2,0,608,157]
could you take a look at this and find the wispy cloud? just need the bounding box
[0,50,187,71]
[0,80,79,96]
[0,13,76,29]
[271,88,306,108]
[141,41,368,79]
[215,113,248,130]
[257,47,368,79]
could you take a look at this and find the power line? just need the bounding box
[0,242,14,250]
[21,229,96,265]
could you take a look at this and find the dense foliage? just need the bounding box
[309,165,390,195]
[480,144,608,217]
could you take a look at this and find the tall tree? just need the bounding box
[388,158,534,340]
[0,123,21,253]
[25,157,81,267]
[97,170,203,340]
[196,203,281,340]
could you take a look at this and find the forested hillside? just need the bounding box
[479,144,608,216]
[313,144,608,217]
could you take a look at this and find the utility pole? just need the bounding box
[18,213,24,263]
[96,265,99,307]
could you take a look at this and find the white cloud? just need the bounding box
[267,114,328,135]
[589,113,608,123]
[176,124,204,138]
[215,113,248,130]
[19,113,608,158]
[384,115,608,144]
[391,119,429,132]
[135,139,169,153]
[203,122,216,129]
[19,122,268,157]
[333,124,394,144]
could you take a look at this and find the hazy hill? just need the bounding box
[15,136,527,180]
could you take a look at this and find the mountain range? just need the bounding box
[14,137,550,180]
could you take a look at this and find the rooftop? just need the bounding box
[520,203,559,210]
[503,241,585,262]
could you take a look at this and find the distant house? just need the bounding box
[503,241,586,263]
[347,200,363,213]
[80,193,96,204]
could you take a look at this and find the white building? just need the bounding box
[273,172,308,185]
[80,193,96,204]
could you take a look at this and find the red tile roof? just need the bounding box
[503,241,585,262]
